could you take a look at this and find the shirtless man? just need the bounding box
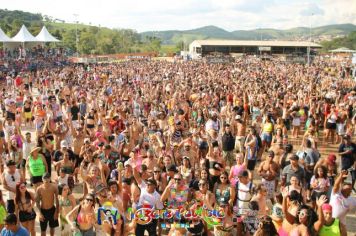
[69,120,87,182]
[35,173,59,236]
[142,149,158,171]
[130,116,143,145]
[178,141,198,169]
[257,151,279,204]
[234,114,247,155]
[268,140,285,164]
[118,126,135,162]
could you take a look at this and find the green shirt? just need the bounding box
[29,155,46,177]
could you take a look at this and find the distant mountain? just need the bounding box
[141,24,356,45]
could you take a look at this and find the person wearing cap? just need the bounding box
[232,113,247,155]
[281,154,305,187]
[205,112,220,139]
[178,142,197,169]
[338,134,356,191]
[22,132,34,179]
[132,170,163,236]
[2,160,22,214]
[26,147,47,190]
[35,173,59,236]
[330,170,356,227]
[53,140,75,164]
[319,203,347,236]
[1,213,29,236]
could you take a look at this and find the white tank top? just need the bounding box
[4,170,21,199]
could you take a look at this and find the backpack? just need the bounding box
[256,136,262,151]
[234,181,253,205]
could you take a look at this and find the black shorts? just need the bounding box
[40,207,59,231]
[210,175,220,187]
[6,111,15,121]
[87,124,95,129]
[326,122,336,130]
[6,199,15,214]
[31,176,43,185]
[16,159,26,169]
[19,210,36,222]
[311,191,327,201]
[247,160,257,171]
[75,155,83,168]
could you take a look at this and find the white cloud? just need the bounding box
[0,0,355,32]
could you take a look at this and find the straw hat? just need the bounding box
[30,147,41,154]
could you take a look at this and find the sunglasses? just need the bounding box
[198,183,206,186]
[11,176,15,182]
[174,178,181,181]
[299,211,308,217]
[85,198,94,202]
[154,171,160,173]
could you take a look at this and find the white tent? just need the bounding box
[329,47,356,53]
[0,28,12,42]
[11,25,38,42]
[35,26,60,42]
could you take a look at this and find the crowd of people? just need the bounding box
[0,57,355,236]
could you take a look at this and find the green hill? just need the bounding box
[1,8,356,55]
[0,9,162,55]
[142,24,356,44]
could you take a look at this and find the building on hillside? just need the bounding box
[189,39,322,60]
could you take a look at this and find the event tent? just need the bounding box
[0,28,12,42]
[35,26,60,42]
[11,25,38,42]
[329,47,356,53]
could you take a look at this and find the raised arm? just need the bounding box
[333,170,348,194]
[281,188,295,224]
[160,180,173,202]
[314,195,327,232]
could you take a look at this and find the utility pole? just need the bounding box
[307,13,314,65]
[74,14,79,57]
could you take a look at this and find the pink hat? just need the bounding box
[95,132,103,138]
[322,203,332,212]
[327,154,336,165]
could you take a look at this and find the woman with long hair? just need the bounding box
[310,166,330,209]
[8,138,24,179]
[254,215,278,236]
[214,171,235,207]
[282,188,327,236]
[58,184,76,236]
[15,182,36,236]
[66,193,97,235]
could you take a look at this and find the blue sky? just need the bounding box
[1,0,355,32]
